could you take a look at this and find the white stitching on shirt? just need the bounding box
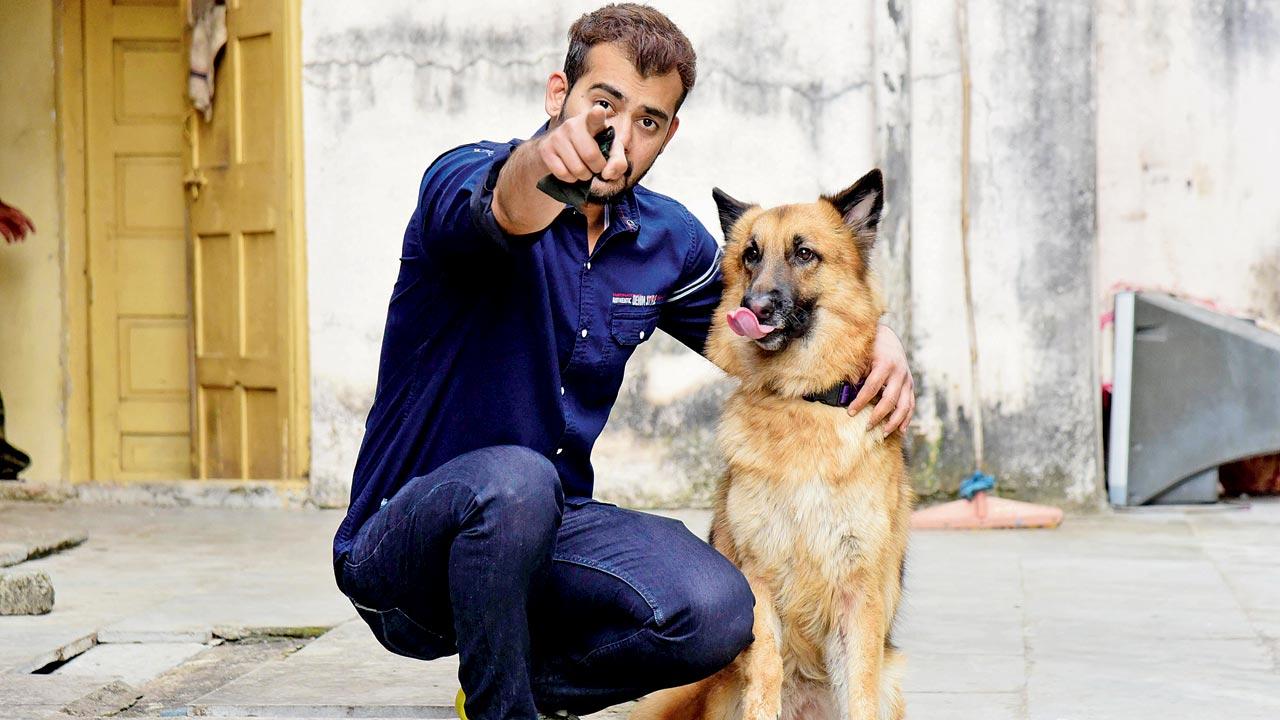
[667,246,723,304]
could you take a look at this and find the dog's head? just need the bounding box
[705,169,887,396]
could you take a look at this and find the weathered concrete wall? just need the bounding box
[0,0,67,482]
[302,0,1113,508]
[907,0,1102,505]
[1097,0,1280,338]
[301,0,886,506]
[969,1,1100,506]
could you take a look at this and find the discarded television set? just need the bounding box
[1107,292,1280,506]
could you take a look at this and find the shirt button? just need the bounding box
[560,386,565,395]
[585,262,592,270]
[639,330,646,340]
[581,328,589,338]
[555,447,564,455]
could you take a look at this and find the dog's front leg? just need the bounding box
[738,574,784,720]
[828,582,888,720]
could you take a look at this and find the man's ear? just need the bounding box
[825,168,884,236]
[545,71,569,120]
[711,187,753,239]
[658,115,680,154]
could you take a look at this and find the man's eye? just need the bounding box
[640,118,657,129]
[796,247,816,263]
[595,99,612,110]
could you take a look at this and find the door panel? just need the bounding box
[83,0,305,481]
[114,39,184,121]
[85,0,191,480]
[189,0,295,480]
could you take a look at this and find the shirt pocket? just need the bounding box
[609,305,660,347]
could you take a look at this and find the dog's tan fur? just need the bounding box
[632,170,912,720]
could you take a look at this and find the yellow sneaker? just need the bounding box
[454,688,578,720]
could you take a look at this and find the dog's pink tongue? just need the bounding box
[726,307,777,340]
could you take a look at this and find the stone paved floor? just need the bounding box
[1,499,1279,718]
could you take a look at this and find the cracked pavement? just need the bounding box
[1,500,1278,718]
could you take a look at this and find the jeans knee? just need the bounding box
[659,562,755,679]
[470,445,562,541]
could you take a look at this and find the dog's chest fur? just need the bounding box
[715,392,899,681]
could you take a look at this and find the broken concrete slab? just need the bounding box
[60,679,143,717]
[0,624,96,674]
[117,638,306,718]
[0,570,54,615]
[53,642,211,687]
[189,620,461,717]
[0,544,25,568]
[0,500,1277,719]
[213,625,331,641]
[0,501,350,676]
[0,531,87,568]
[0,674,107,708]
[0,675,139,717]
[96,589,353,644]
[96,626,212,644]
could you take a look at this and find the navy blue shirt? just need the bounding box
[333,134,725,559]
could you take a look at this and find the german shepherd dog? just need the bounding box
[632,170,912,720]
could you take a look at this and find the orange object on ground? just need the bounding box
[1221,453,1280,496]
[911,490,1063,529]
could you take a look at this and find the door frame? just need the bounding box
[57,0,310,483]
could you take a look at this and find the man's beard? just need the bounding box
[584,162,646,205]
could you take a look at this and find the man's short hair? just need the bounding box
[564,3,697,111]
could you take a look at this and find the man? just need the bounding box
[0,197,36,244]
[0,196,35,479]
[332,5,916,719]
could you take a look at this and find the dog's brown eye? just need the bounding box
[795,247,816,263]
[743,246,761,264]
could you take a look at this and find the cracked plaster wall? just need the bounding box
[908,1,1101,505]
[303,0,888,507]
[1096,0,1280,375]
[311,0,1280,509]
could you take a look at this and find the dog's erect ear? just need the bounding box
[712,187,754,238]
[826,169,884,236]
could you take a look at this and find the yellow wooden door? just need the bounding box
[188,0,304,480]
[82,0,307,482]
[84,0,192,480]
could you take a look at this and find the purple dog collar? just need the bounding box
[803,379,866,408]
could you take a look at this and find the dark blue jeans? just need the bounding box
[334,445,755,720]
